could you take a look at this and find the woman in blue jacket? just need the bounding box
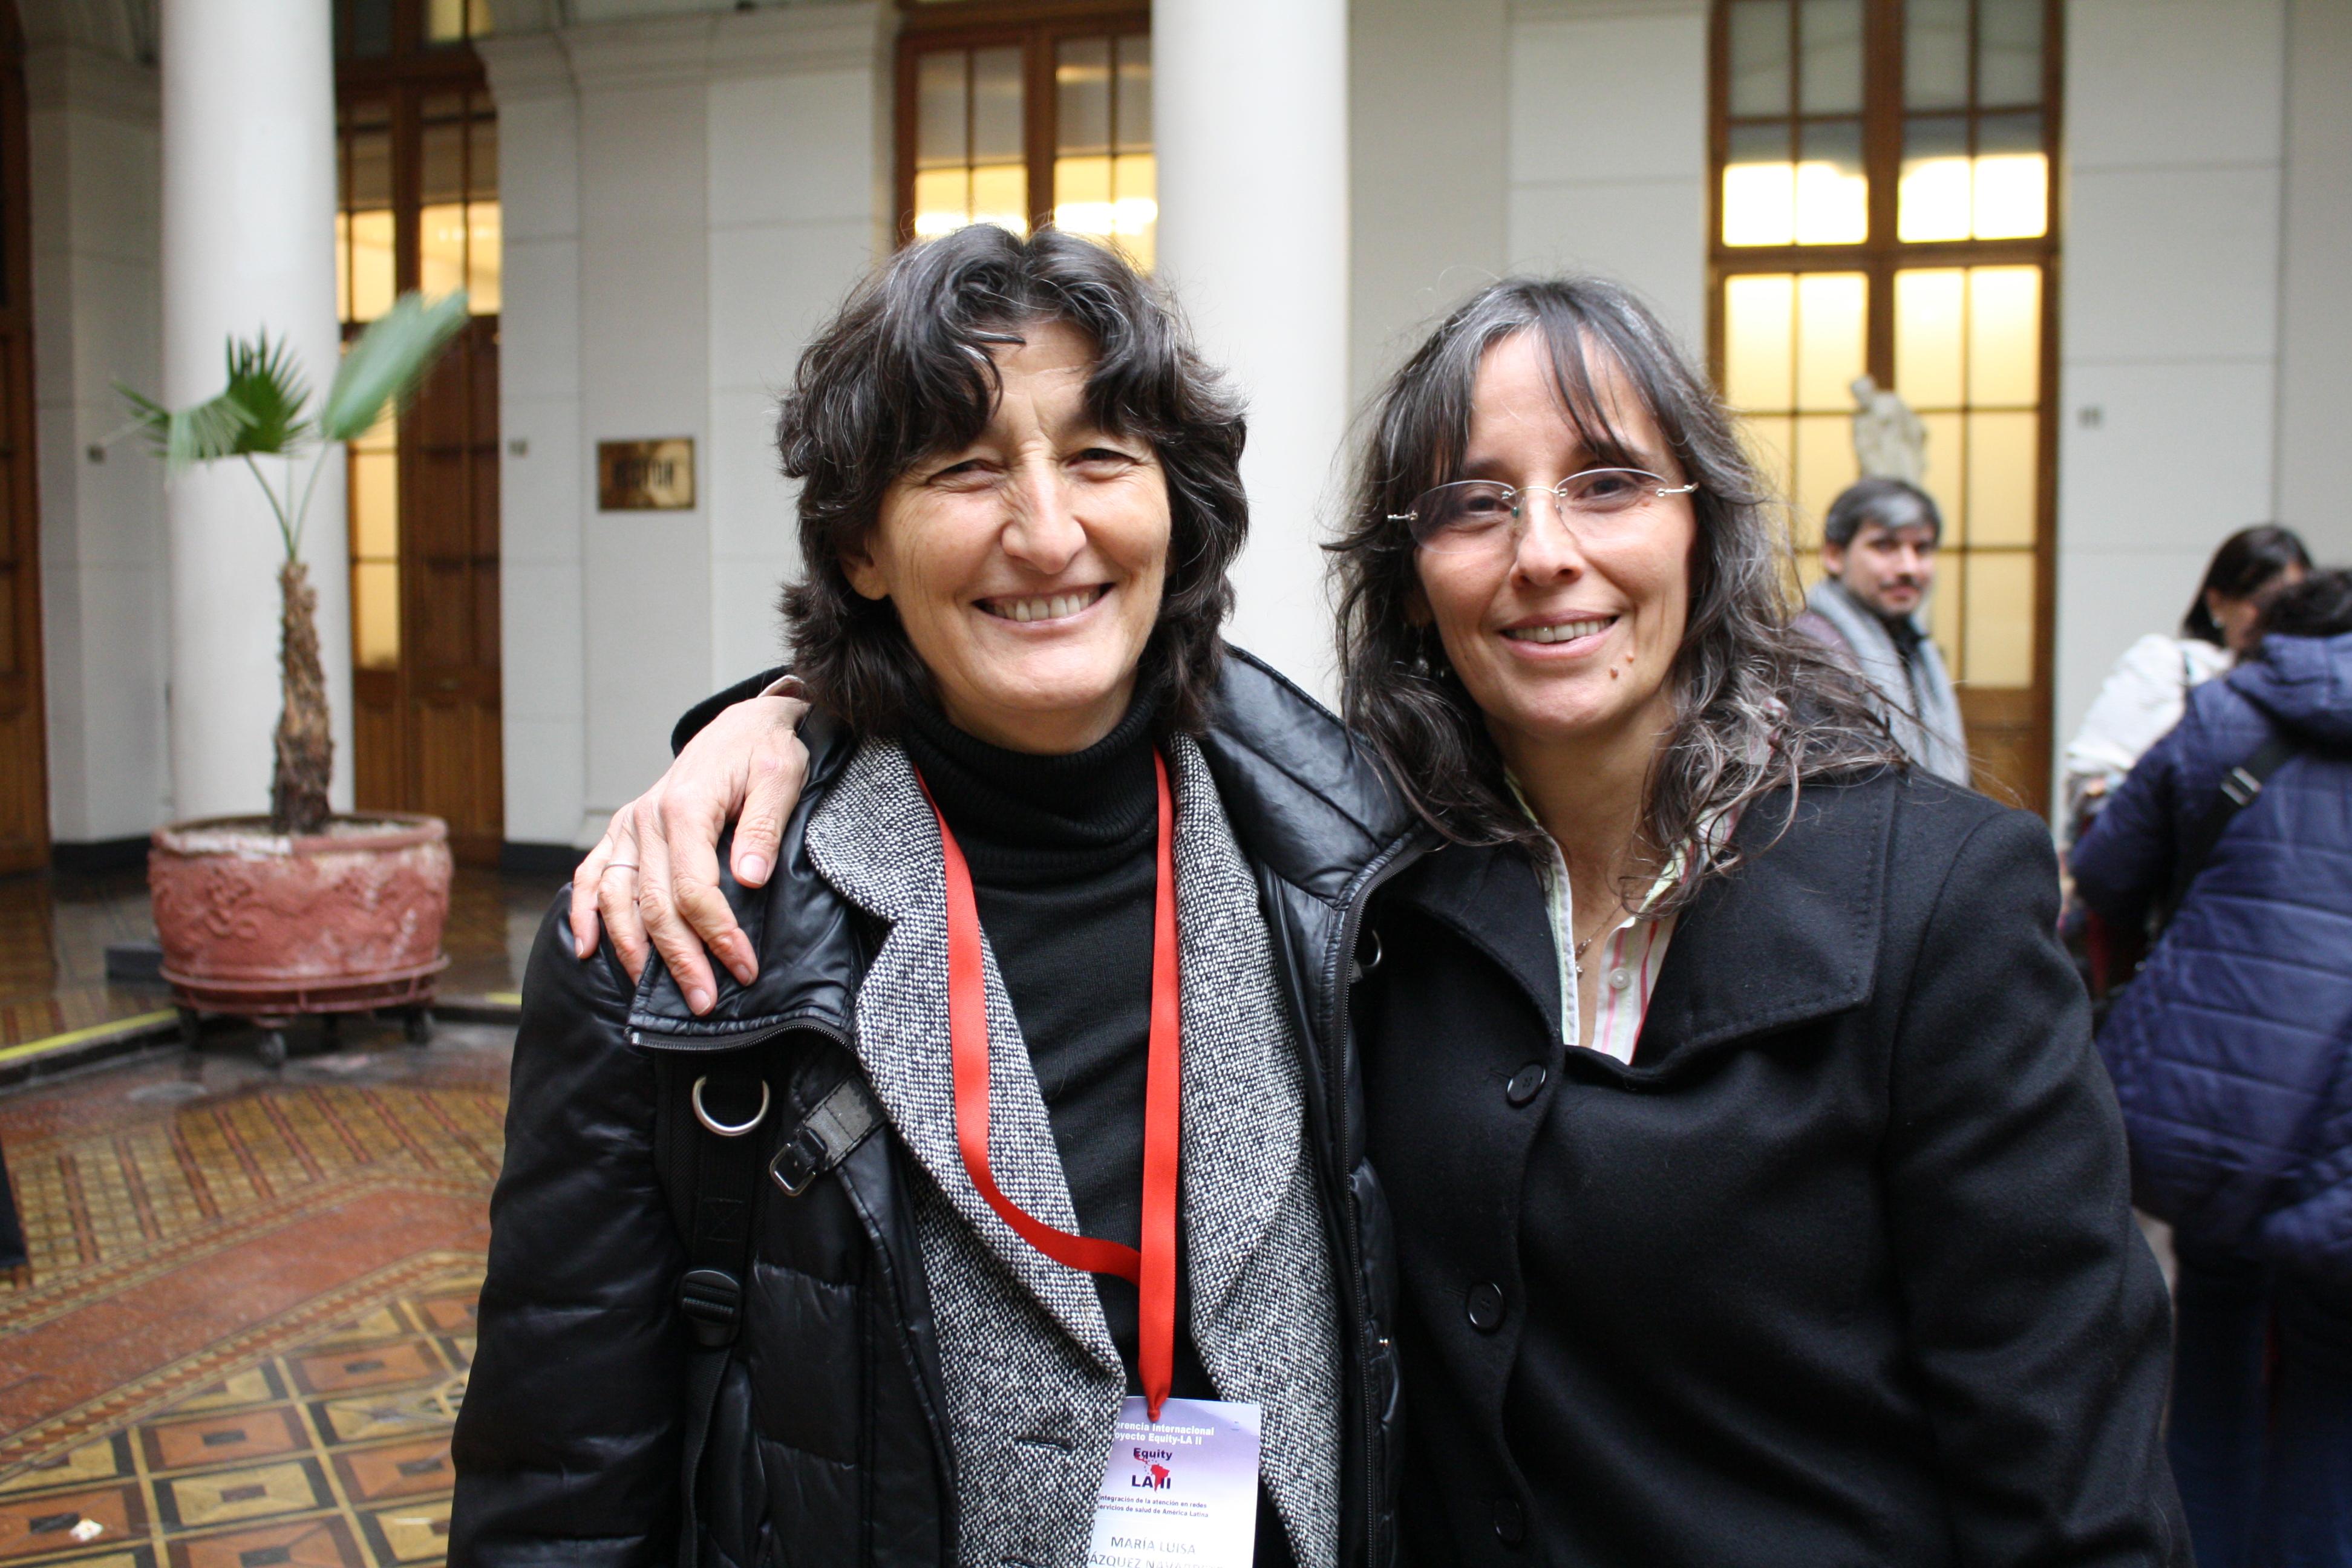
[2073,569,2352,1568]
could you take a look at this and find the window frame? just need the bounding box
[892,0,1152,248]
[1706,0,2066,811]
[335,0,495,73]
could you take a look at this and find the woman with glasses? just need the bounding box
[576,275,2186,1566]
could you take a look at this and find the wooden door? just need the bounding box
[0,0,44,874]
[403,316,500,862]
[338,65,501,865]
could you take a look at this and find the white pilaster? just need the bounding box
[1154,0,1350,696]
[158,0,349,821]
[484,5,887,851]
[27,44,169,844]
[2054,0,2288,805]
[1503,0,1710,350]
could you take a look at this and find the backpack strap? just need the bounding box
[768,1071,883,1195]
[2158,732,2301,931]
[652,1050,886,1568]
[655,1054,773,1568]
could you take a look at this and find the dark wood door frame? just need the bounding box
[0,0,47,875]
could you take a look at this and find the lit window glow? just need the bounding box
[913,163,1030,241]
[1051,151,1157,270]
[337,208,396,324]
[1722,161,1869,247]
[1898,152,2047,241]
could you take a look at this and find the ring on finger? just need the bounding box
[601,859,640,876]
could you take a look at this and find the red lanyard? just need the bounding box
[918,751,1183,1421]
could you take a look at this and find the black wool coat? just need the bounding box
[1357,768,2189,1568]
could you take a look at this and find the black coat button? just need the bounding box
[1493,1497,1526,1546]
[1504,1064,1547,1106]
[1466,1281,1505,1331]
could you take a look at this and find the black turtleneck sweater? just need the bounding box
[901,698,1295,1567]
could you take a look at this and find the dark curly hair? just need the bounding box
[1330,275,1897,910]
[775,224,1248,736]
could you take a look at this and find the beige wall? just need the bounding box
[2275,0,2352,560]
[2052,0,2352,806]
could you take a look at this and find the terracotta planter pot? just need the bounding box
[149,814,453,1021]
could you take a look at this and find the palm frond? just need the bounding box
[319,290,471,443]
[116,328,317,472]
[118,381,260,472]
[221,333,312,454]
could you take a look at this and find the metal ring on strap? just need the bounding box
[690,1074,770,1137]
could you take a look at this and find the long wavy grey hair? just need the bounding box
[1330,276,1898,911]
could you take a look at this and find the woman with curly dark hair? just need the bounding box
[452,226,1414,1568]
[575,268,2187,1567]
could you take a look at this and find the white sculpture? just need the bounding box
[1850,374,1929,485]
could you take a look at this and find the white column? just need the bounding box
[159,0,349,822]
[1154,0,1349,697]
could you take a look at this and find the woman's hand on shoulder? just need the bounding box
[568,691,812,1013]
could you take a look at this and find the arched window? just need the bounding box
[1710,0,2059,807]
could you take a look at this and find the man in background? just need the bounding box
[1794,477,1973,785]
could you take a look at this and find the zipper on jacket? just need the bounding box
[629,1015,846,1053]
[1324,830,1430,1565]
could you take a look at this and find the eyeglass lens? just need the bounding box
[1408,469,1685,552]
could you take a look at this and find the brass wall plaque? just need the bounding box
[598,438,696,511]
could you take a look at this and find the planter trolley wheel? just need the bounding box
[162,958,449,1070]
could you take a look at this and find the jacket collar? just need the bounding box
[629,707,864,1044]
[1388,840,1564,1044]
[1636,776,1891,1069]
[1191,646,1422,904]
[800,731,1310,1365]
[1393,773,1893,1074]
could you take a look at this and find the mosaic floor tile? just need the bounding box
[0,1485,146,1561]
[1,1035,509,1568]
[140,1413,307,1475]
[163,1515,363,1568]
[154,1462,329,1532]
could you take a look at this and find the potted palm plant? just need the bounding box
[127,291,471,1067]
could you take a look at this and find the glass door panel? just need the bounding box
[912,45,1028,240]
[1053,34,1155,270]
[1892,261,2042,687]
[1721,270,1867,562]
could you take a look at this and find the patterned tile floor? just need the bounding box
[0,1027,511,1568]
[0,869,558,1051]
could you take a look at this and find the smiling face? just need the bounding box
[1411,330,1696,773]
[841,318,1171,754]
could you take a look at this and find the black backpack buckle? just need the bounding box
[769,1124,829,1196]
[677,1266,742,1347]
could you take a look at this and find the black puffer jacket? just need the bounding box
[449,648,1426,1568]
